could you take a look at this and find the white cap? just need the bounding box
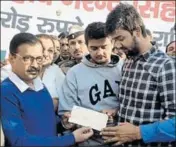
[68,25,84,36]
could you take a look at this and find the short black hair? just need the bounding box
[9,32,40,54]
[166,40,176,53]
[106,3,147,37]
[85,22,106,45]
[58,32,68,39]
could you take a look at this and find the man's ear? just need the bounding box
[132,26,141,37]
[8,54,16,64]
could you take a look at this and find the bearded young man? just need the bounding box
[101,3,176,147]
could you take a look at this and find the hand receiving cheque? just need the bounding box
[100,122,141,145]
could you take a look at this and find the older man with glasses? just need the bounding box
[0,32,93,146]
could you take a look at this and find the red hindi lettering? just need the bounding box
[75,1,81,10]
[12,0,34,3]
[12,0,24,3]
[133,1,138,9]
[61,0,73,6]
[83,1,94,12]
[133,1,160,18]
[60,0,120,12]
[150,1,161,18]
[138,1,151,18]
[95,1,106,10]
[38,0,52,6]
[160,1,175,22]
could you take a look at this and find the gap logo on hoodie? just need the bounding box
[89,79,120,105]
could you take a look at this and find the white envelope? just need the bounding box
[69,106,108,131]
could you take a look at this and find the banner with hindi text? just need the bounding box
[1,0,175,58]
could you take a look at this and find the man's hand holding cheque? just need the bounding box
[100,122,141,145]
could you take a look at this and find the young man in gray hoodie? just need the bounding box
[58,22,123,146]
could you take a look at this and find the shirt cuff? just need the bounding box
[67,133,75,144]
[140,122,158,143]
[57,133,75,146]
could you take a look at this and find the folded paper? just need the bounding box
[69,106,108,131]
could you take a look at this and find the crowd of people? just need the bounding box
[0,3,176,147]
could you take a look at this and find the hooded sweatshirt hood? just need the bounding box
[82,54,121,68]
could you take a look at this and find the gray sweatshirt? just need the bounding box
[58,54,123,146]
[58,54,123,114]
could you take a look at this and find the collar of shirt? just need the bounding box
[9,72,44,92]
[142,46,157,61]
[133,46,157,62]
[1,64,12,71]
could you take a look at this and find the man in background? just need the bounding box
[55,32,71,65]
[36,34,65,111]
[166,40,176,60]
[60,25,89,74]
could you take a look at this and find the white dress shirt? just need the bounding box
[9,71,44,92]
[1,64,12,82]
[42,64,65,99]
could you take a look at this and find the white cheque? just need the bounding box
[69,106,108,131]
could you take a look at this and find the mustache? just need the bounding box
[27,67,40,73]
